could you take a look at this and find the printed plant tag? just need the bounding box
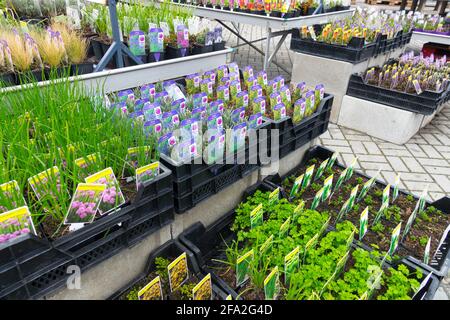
[64,183,106,225]
[279,217,291,238]
[264,266,279,300]
[284,246,300,285]
[412,79,423,94]
[268,188,280,206]
[129,30,146,56]
[382,184,391,207]
[301,165,315,191]
[75,153,100,179]
[418,187,428,213]
[322,175,333,202]
[28,166,64,201]
[357,173,378,203]
[85,168,125,215]
[138,276,163,300]
[344,157,358,181]
[423,236,431,264]
[0,180,27,213]
[0,206,37,244]
[388,222,402,256]
[293,98,306,124]
[124,146,153,176]
[310,187,324,211]
[149,28,164,53]
[236,249,254,286]
[193,273,212,300]
[392,174,401,202]
[289,174,304,199]
[293,201,305,220]
[347,185,359,213]
[401,207,417,241]
[136,162,160,189]
[359,207,369,240]
[336,199,350,223]
[168,252,189,292]
[260,234,274,255]
[314,159,329,181]
[250,203,263,229]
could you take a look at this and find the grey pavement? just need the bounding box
[219,0,450,299]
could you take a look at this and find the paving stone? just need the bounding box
[321,139,350,147]
[359,161,393,171]
[433,175,450,192]
[424,166,450,176]
[358,155,387,163]
[420,133,443,145]
[385,156,409,172]
[380,148,413,157]
[350,140,367,154]
[343,134,373,142]
[362,142,382,155]
[398,173,434,182]
[420,145,443,159]
[402,157,426,173]
[326,146,353,154]
[403,180,443,193]
[416,158,449,167]
[405,143,428,158]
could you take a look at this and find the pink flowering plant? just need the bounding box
[64,183,106,224]
[0,181,27,214]
[0,207,36,245]
[85,168,126,215]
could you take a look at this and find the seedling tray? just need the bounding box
[265,145,450,279]
[108,239,229,300]
[347,74,449,115]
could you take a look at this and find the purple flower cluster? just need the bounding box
[102,187,117,205]
[71,200,96,219]
[0,217,31,244]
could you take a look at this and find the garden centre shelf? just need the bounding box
[0,48,233,95]
[168,3,355,73]
[411,31,450,46]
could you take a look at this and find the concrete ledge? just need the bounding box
[338,95,428,145]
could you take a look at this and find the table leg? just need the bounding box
[264,27,272,70]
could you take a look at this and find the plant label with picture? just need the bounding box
[85,168,125,215]
[279,217,291,238]
[193,273,212,300]
[373,201,388,226]
[322,175,333,202]
[289,174,304,199]
[64,183,106,225]
[293,201,304,220]
[337,199,351,223]
[310,187,324,211]
[347,185,359,213]
[0,180,27,213]
[389,222,402,256]
[138,276,163,300]
[129,30,146,56]
[28,166,65,202]
[418,186,428,213]
[423,236,431,265]
[75,153,100,179]
[123,146,153,175]
[236,249,254,287]
[392,174,401,202]
[284,246,300,285]
[401,207,417,242]
[344,157,358,182]
[0,206,37,245]
[359,207,369,240]
[136,162,160,189]
[314,159,329,181]
[250,203,263,229]
[301,165,315,191]
[168,252,189,292]
[264,266,279,300]
[260,234,274,255]
[326,152,338,172]
[382,184,391,207]
[335,251,350,277]
[268,188,280,206]
[333,168,348,194]
[356,171,379,203]
[412,272,433,300]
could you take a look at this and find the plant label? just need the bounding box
[401,207,417,242]
[260,234,274,255]
[337,198,350,223]
[236,249,254,286]
[322,175,333,202]
[418,186,428,213]
[149,28,164,53]
[28,166,65,202]
[314,159,329,181]
[301,165,315,191]
[392,174,401,202]
[310,187,324,211]
[226,295,232,300]
[0,180,27,213]
[373,201,388,226]
[136,162,160,189]
[359,207,369,240]
[388,222,402,256]
[284,246,299,285]
[325,153,338,172]
[75,153,100,179]
[412,272,433,300]
[357,172,378,203]
[347,185,359,213]
[129,30,146,56]
[382,184,391,207]
[344,157,358,182]
[0,206,37,245]
[289,174,304,199]
[250,203,263,229]
[64,183,106,225]
[293,201,304,220]
[268,188,280,206]
[423,236,431,265]
[279,217,291,238]
[138,276,163,300]
[264,266,279,300]
[193,273,212,300]
[168,252,189,292]
[335,250,350,277]
[85,168,125,215]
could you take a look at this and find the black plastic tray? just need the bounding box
[107,239,229,300]
[290,29,379,63]
[347,74,449,115]
[265,145,450,279]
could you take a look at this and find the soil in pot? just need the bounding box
[281,158,450,264]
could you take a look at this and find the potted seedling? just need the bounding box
[190,30,214,55]
[166,25,190,59]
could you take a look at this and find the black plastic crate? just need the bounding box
[290,28,378,63]
[347,74,448,115]
[266,145,450,279]
[107,239,229,300]
[0,164,175,299]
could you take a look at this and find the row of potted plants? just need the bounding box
[4,0,66,21]
[347,51,450,115]
[413,13,450,36]
[290,7,414,63]
[172,0,350,18]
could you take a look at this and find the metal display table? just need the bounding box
[411,31,450,45]
[171,4,355,73]
[0,48,233,95]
